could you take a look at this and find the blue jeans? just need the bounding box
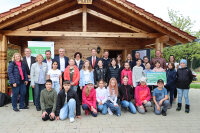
[71,85,78,92]
[59,99,76,120]
[34,83,45,108]
[12,82,26,109]
[121,100,136,114]
[52,81,60,94]
[167,87,175,105]
[82,104,97,117]
[97,103,107,115]
[106,101,121,116]
[177,88,190,105]
[154,100,169,115]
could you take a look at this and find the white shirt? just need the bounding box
[75,59,80,68]
[46,59,52,71]
[47,69,61,82]
[26,56,31,69]
[60,57,65,72]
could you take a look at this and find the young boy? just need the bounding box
[176,59,193,113]
[40,79,57,121]
[153,79,169,116]
[56,80,81,123]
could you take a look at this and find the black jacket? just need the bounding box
[54,56,69,70]
[87,56,99,69]
[176,67,193,89]
[94,67,108,84]
[23,56,36,75]
[75,60,84,70]
[118,84,133,101]
[101,58,111,69]
[166,69,176,89]
[108,66,120,83]
[56,89,81,116]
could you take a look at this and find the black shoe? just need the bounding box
[176,103,182,111]
[13,108,20,112]
[36,108,41,111]
[185,104,190,113]
[20,106,29,109]
[161,110,167,116]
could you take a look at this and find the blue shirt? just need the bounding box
[153,87,167,102]
[38,65,45,84]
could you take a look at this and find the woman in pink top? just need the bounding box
[82,81,97,117]
[153,61,165,72]
[121,61,133,87]
[135,77,152,114]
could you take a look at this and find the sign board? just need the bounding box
[77,0,93,4]
[146,72,167,85]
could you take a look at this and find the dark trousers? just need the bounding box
[82,104,97,117]
[168,87,175,105]
[42,108,55,121]
[25,81,35,106]
[174,88,177,99]
[77,86,82,104]
[34,83,45,109]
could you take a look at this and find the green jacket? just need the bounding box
[40,88,57,113]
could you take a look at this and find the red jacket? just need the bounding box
[64,65,80,86]
[82,86,96,110]
[135,84,151,106]
[121,68,133,86]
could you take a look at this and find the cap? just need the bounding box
[140,77,146,83]
[87,81,94,85]
[157,79,164,84]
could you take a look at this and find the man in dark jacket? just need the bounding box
[23,48,36,108]
[56,80,81,123]
[43,50,54,71]
[54,48,69,72]
[101,50,111,69]
[87,48,99,69]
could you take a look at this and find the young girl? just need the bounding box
[108,58,120,86]
[94,60,108,87]
[47,61,62,94]
[82,81,97,117]
[126,54,133,69]
[116,54,122,68]
[132,59,145,87]
[166,62,176,108]
[107,78,121,116]
[143,62,152,75]
[64,59,80,92]
[176,59,193,113]
[96,80,108,115]
[79,60,94,90]
[119,76,136,114]
[121,61,133,87]
[153,61,165,72]
[135,77,151,114]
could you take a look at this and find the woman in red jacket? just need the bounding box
[135,77,152,114]
[64,59,80,92]
[121,61,133,87]
[82,81,97,117]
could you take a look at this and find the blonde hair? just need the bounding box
[82,60,92,72]
[108,78,118,96]
[12,53,23,61]
[35,54,44,62]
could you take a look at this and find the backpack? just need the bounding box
[0,92,11,107]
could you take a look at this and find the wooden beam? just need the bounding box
[17,8,83,31]
[87,8,146,33]
[0,0,66,29]
[2,30,161,38]
[0,35,8,93]
[82,5,87,32]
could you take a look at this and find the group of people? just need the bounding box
[8,47,193,122]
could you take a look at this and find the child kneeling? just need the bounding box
[55,80,81,123]
[40,80,57,121]
[153,79,169,116]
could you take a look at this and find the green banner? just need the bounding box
[146,72,166,85]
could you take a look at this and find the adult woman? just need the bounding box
[64,59,80,92]
[74,52,84,70]
[31,54,48,111]
[8,53,28,111]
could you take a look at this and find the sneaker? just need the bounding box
[69,118,75,123]
[161,110,167,116]
[108,107,113,115]
[13,108,20,112]
[36,108,41,111]
[20,106,29,110]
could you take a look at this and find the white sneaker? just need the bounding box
[108,107,113,115]
[69,118,75,123]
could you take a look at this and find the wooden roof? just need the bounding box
[0,0,196,44]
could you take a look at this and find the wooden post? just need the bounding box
[155,35,169,55]
[0,35,8,93]
[82,5,87,32]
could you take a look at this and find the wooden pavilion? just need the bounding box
[0,0,196,93]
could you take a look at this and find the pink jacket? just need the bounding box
[121,68,133,86]
[82,86,96,110]
[135,84,151,106]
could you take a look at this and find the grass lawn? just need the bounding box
[190,84,200,89]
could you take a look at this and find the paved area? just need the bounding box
[0,89,200,133]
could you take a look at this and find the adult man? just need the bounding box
[132,52,144,69]
[43,50,54,71]
[101,50,111,69]
[54,48,69,72]
[23,48,36,108]
[150,50,167,69]
[87,48,99,69]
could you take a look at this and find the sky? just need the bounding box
[0,0,199,32]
